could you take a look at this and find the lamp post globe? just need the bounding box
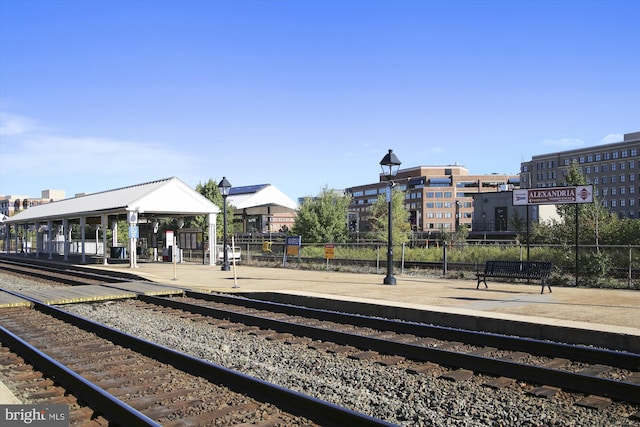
[218,177,232,271]
[379,149,401,285]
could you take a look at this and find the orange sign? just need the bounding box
[324,244,335,259]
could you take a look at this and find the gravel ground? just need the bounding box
[1,273,639,426]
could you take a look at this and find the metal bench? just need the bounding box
[476,260,553,294]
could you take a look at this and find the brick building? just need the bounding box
[346,165,519,234]
[520,132,640,218]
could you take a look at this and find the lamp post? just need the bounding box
[218,177,232,271]
[379,149,401,285]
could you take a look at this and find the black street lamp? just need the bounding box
[379,149,401,285]
[218,176,232,271]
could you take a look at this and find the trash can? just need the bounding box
[110,246,127,259]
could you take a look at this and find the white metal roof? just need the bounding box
[228,184,298,215]
[4,177,220,224]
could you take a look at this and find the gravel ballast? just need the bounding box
[1,273,638,426]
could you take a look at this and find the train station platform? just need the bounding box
[78,259,640,350]
[1,254,639,352]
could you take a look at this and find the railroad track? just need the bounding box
[1,257,639,424]
[128,292,640,405]
[0,257,146,286]
[0,301,393,426]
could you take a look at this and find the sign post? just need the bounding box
[284,236,302,267]
[324,244,335,270]
[127,210,139,268]
[513,185,593,287]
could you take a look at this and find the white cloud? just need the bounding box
[0,114,205,195]
[0,112,36,135]
[541,138,584,148]
[600,133,623,144]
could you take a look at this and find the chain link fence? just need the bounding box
[227,238,639,289]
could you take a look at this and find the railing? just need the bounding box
[226,239,640,289]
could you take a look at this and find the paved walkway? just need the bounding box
[85,261,640,337]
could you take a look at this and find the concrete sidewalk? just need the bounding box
[86,261,640,337]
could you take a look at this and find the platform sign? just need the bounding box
[285,235,301,256]
[324,244,335,259]
[128,226,139,239]
[513,185,593,206]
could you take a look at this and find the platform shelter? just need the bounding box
[2,177,220,267]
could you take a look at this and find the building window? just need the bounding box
[621,199,626,207]
[630,186,636,194]
[602,164,608,172]
[620,175,626,183]
[622,150,628,158]
[611,200,617,207]
[630,160,635,169]
[611,176,616,183]
[444,191,452,198]
[631,149,638,156]
[602,177,608,184]
[426,202,434,208]
[587,155,593,162]
[435,192,443,198]
[612,163,617,171]
[585,167,591,174]
[594,165,599,173]
[596,154,602,161]
[613,151,619,159]
[621,187,626,195]
[579,157,585,164]
[364,188,377,196]
[630,174,636,182]
[621,162,626,170]
[604,153,610,160]
[563,159,570,166]
[611,188,617,196]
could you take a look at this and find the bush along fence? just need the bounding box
[218,239,639,290]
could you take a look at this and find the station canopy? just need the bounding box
[3,176,220,225]
[227,184,297,215]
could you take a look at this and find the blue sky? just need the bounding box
[1,0,639,202]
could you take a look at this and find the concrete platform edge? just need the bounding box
[233,291,640,353]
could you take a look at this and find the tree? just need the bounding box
[368,187,411,246]
[291,187,351,243]
[186,179,236,240]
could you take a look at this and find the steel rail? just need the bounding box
[180,291,639,369]
[140,294,640,404]
[3,290,397,427]
[0,324,161,427]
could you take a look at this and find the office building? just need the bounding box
[520,132,640,218]
[0,189,66,217]
[346,165,519,234]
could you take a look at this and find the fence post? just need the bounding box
[629,245,633,289]
[401,243,405,275]
[442,241,447,277]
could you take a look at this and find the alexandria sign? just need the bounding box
[512,185,594,205]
